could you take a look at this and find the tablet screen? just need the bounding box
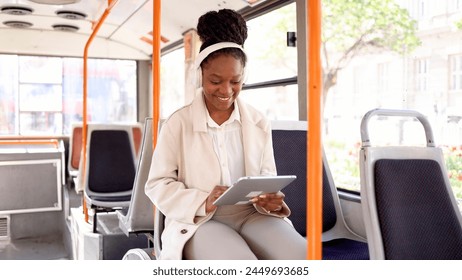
[213,175,296,206]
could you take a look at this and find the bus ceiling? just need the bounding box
[0,0,277,60]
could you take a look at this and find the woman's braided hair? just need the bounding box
[196,9,248,67]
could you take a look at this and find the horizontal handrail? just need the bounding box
[0,139,60,148]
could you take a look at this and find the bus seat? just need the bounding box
[68,123,82,179]
[132,123,143,158]
[359,108,462,259]
[117,118,155,237]
[82,124,137,233]
[271,120,369,260]
[72,122,143,193]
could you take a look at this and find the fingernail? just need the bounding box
[259,194,267,198]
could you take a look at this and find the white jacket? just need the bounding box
[145,91,290,260]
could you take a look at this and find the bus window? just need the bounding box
[323,0,462,202]
[240,84,299,120]
[0,55,18,135]
[245,3,297,84]
[160,47,185,119]
[241,2,298,120]
[0,55,137,135]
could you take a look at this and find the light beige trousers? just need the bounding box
[183,204,307,260]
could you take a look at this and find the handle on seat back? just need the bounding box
[360,108,435,148]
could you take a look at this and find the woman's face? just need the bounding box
[201,54,244,117]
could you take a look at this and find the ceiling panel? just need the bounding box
[0,0,255,59]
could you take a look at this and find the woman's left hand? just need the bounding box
[250,191,285,213]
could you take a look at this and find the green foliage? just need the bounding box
[324,140,361,191]
[456,19,462,30]
[322,0,421,55]
[443,145,462,199]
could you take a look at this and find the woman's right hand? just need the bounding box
[205,185,229,214]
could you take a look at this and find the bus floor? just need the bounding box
[0,233,69,260]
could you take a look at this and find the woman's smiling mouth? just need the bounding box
[217,96,231,101]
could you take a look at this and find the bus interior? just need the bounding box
[0,0,462,261]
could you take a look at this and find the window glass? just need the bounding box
[20,112,63,135]
[19,56,62,84]
[323,0,462,201]
[19,84,62,112]
[245,3,297,84]
[84,59,137,128]
[242,2,297,121]
[0,55,18,135]
[160,48,185,119]
[240,85,298,120]
[63,57,84,133]
[0,55,137,135]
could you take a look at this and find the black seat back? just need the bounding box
[271,128,337,236]
[88,129,136,194]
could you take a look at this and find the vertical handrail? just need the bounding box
[82,0,119,223]
[307,0,323,260]
[151,0,161,258]
[152,0,161,148]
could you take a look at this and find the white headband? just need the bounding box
[195,42,245,69]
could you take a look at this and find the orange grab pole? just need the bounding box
[150,0,161,257]
[307,0,323,260]
[152,0,161,149]
[82,0,119,223]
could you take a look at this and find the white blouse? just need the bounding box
[206,102,245,186]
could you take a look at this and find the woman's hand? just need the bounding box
[250,191,285,213]
[205,185,229,214]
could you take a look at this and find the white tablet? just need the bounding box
[213,175,297,206]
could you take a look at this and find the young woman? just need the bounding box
[145,8,306,260]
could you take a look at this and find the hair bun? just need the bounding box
[197,9,248,49]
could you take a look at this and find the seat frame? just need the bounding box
[117,118,155,237]
[82,123,137,233]
[68,123,83,179]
